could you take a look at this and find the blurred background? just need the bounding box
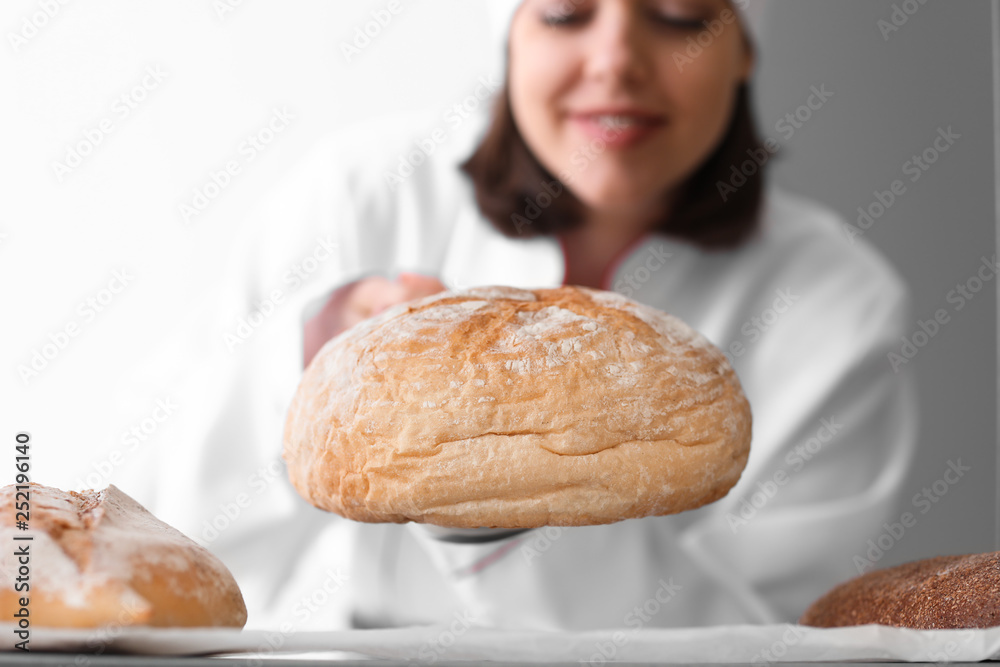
[2,0,996,573]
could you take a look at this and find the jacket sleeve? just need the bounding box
[108,113,474,629]
[106,132,379,629]
[678,235,919,623]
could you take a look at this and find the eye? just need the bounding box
[646,11,707,31]
[643,0,715,31]
[540,8,591,27]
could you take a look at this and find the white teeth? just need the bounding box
[595,115,640,129]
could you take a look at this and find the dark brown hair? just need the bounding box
[460,82,768,249]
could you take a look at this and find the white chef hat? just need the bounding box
[487,0,770,68]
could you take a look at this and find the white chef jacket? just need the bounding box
[112,105,917,632]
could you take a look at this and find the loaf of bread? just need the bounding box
[800,552,1000,629]
[0,484,247,628]
[283,285,751,529]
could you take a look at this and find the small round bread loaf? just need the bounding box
[800,552,1000,629]
[283,285,751,529]
[0,483,247,628]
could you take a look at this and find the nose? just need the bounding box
[581,3,651,86]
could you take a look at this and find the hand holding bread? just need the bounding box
[303,273,447,366]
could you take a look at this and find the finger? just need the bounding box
[348,276,394,318]
[369,281,411,316]
[397,272,447,296]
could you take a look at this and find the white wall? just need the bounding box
[3,0,495,487]
[756,0,996,567]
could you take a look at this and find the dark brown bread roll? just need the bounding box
[800,552,1000,629]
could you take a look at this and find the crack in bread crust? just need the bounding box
[0,484,248,628]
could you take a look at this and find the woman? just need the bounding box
[120,0,917,630]
[305,0,762,353]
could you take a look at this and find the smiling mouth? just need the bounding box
[570,112,666,149]
[590,114,662,130]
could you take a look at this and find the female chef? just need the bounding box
[121,0,917,630]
